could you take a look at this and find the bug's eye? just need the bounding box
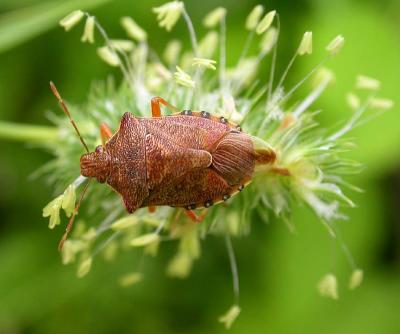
[95,145,103,154]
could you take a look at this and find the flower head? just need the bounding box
[41,1,392,326]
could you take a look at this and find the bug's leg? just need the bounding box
[185,209,207,222]
[100,123,112,146]
[271,166,290,176]
[151,97,179,117]
[148,206,156,213]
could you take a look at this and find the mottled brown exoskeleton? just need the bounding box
[50,83,277,249]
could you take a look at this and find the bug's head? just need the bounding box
[80,145,110,183]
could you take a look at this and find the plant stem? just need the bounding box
[0,121,58,143]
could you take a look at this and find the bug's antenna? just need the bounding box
[58,178,92,251]
[50,81,89,153]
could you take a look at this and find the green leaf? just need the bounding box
[0,0,111,54]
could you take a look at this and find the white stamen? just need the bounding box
[97,46,120,67]
[255,10,276,35]
[174,66,195,88]
[111,216,139,231]
[246,5,264,31]
[318,273,339,299]
[62,184,76,218]
[192,57,217,70]
[369,97,394,110]
[110,39,135,52]
[348,269,363,290]
[166,252,193,278]
[42,195,63,229]
[198,31,219,58]
[355,75,381,90]
[346,92,361,110]
[203,7,227,28]
[259,27,278,55]
[153,1,184,31]
[326,35,345,55]
[77,257,92,278]
[163,39,182,65]
[81,16,95,44]
[120,17,147,42]
[298,31,312,56]
[130,233,160,247]
[59,10,84,31]
[119,272,142,287]
[218,304,241,329]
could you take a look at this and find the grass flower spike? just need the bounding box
[18,2,392,328]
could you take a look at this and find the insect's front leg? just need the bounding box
[100,123,112,146]
[151,96,179,117]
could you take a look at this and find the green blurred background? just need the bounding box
[0,0,399,333]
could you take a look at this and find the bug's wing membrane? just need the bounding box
[211,131,255,185]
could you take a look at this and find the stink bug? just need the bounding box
[50,83,279,249]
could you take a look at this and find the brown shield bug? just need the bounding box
[50,82,279,249]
